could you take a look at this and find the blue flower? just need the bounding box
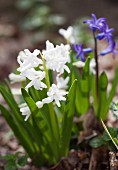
[96,24,114,42]
[83,13,106,32]
[100,40,118,58]
[74,44,93,61]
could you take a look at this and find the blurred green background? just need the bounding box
[0,0,118,80]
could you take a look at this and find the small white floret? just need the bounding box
[59,26,75,44]
[42,84,68,107]
[9,73,26,84]
[25,69,47,90]
[56,76,69,90]
[19,103,31,121]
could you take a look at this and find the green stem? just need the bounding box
[40,52,60,161]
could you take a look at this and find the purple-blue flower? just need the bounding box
[83,13,106,32]
[100,40,118,58]
[74,44,93,62]
[96,24,114,42]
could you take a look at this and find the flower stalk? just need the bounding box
[93,32,99,99]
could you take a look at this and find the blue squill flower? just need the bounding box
[100,40,118,58]
[83,13,106,32]
[74,44,93,61]
[96,24,114,42]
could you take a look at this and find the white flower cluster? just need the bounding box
[42,40,70,75]
[9,40,70,121]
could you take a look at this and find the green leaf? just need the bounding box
[0,104,36,157]
[0,83,22,120]
[73,57,90,115]
[89,136,105,148]
[107,68,118,110]
[103,128,117,142]
[98,72,108,119]
[101,120,118,150]
[5,161,17,170]
[21,88,57,164]
[113,138,118,145]
[3,154,16,161]
[21,88,50,140]
[0,83,46,159]
[17,155,28,167]
[60,79,77,156]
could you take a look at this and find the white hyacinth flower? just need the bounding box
[73,58,96,74]
[25,69,47,90]
[17,49,42,73]
[42,84,68,107]
[20,101,43,121]
[9,73,26,83]
[56,76,69,90]
[42,40,70,75]
[59,26,75,44]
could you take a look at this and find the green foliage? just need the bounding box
[16,0,65,31]
[60,80,77,156]
[0,80,77,166]
[102,120,118,150]
[90,120,118,151]
[91,70,118,120]
[3,153,27,170]
[73,57,90,115]
[89,126,118,150]
[72,56,118,120]
[89,136,105,148]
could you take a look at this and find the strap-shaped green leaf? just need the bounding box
[73,57,90,115]
[59,79,77,157]
[0,83,44,154]
[21,88,51,141]
[98,72,108,119]
[21,88,58,163]
[106,68,118,112]
[0,104,35,157]
[0,83,53,165]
